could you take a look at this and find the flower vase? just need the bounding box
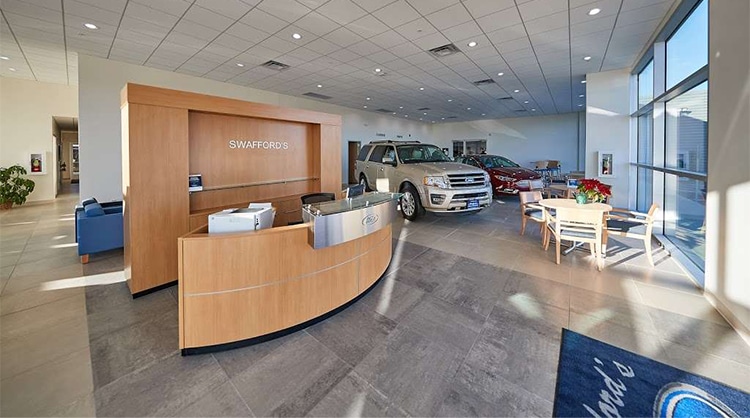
[575,194,587,205]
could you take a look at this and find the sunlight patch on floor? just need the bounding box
[39,270,125,291]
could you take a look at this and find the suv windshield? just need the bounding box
[477,155,520,168]
[397,145,451,163]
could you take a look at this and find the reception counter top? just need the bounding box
[177,194,397,354]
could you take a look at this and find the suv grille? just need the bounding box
[447,173,486,188]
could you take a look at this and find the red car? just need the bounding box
[456,154,543,196]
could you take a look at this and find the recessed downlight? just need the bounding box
[419,87,425,91]
[374,68,382,73]
[579,94,585,97]
[588,8,601,16]
[581,80,587,84]
[399,106,403,109]
[497,72,504,76]
[317,84,322,88]
[423,112,427,115]
[524,100,529,104]
[236,63,245,67]
[481,113,486,116]
[578,104,584,107]
[513,89,520,93]
[84,23,98,29]
[531,108,536,111]
[466,107,471,110]
[9,68,16,72]
[292,33,302,39]
[441,117,445,120]
[447,99,453,102]
[0,56,8,60]
[363,105,368,108]
[366,97,371,100]
[467,41,477,47]
[583,56,592,61]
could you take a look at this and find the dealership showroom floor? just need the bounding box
[2,190,748,417]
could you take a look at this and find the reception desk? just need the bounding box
[178,193,399,354]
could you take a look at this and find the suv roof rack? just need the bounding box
[368,140,421,144]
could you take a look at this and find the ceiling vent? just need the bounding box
[375,108,395,113]
[428,43,461,58]
[302,92,332,100]
[445,116,458,119]
[497,96,513,100]
[472,79,495,86]
[514,109,528,113]
[417,107,430,111]
[261,60,290,71]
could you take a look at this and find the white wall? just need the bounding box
[0,77,78,202]
[78,55,431,201]
[705,0,750,336]
[585,69,631,207]
[431,113,584,172]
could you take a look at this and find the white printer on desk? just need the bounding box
[208,203,275,234]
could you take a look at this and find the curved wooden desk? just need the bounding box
[177,222,392,354]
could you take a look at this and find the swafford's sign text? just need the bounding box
[229,140,289,150]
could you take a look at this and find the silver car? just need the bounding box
[355,141,492,220]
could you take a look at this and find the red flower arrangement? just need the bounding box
[576,178,612,203]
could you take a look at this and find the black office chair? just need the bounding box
[301,192,336,205]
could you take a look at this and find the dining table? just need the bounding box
[538,198,612,255]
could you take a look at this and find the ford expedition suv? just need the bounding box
[355,141,492,220]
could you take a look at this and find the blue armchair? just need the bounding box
[75,199,124,263]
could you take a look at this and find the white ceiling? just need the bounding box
[0,0,676,122]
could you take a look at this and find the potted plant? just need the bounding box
[0,165,36,210]
[576,178,611,204]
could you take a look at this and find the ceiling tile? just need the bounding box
[240,8,288,34]
[462,0,515,19]
[425,3,472,30]
[194,0,253,19]
[305,37,340,54]
[183,5,235,31]
[257,0,311,23]
[405,0,458,15]
[294,12,339,36]
[372,0,420,28]
[324,26,363,47]
[348,14,389,38]
[130,0,191,18]
[476,7,522,33]
[317,0,368,25]
[351,0,397,13]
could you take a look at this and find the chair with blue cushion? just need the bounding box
[519,191,545,241]
[75,198,124,264]
[603,204,659,266]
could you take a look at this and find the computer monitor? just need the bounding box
[188,174,203,192]
[345,183,365,198]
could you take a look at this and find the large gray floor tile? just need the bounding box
[503,270,571,310]
[174,381,252,417]
[231,331,351,417]
[95,352,228,417]
[2,263,84,296]
[569,286,658,334]
[86,285,177,340]
[213,331,303,380]
[358,275,425,323]
[0,348,94,417]
[308,371,408,417]
[398,295,484,353]
[90,308,180,388]
[307,299,397,366]
[0,285,81,316]
[0,292,86,341]
[354,327,465,417]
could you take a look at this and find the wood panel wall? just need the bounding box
[121,83,341,295]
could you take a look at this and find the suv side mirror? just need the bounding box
[382,156,397,166]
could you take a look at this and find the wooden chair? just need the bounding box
[603,204,659,266]
[519,191,545,238]
[544,207,605,270]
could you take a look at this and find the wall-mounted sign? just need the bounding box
[228,140,290,150]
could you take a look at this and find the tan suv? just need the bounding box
[355,140,492,220]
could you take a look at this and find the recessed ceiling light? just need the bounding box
[578,104,584,107]
[579,94,585,97]
[481,113,486,116]
[531,108,536,111]
[405,115,408,117]
[363,105,368,108]
[419,118,423,120]
[524,100,529,104]
[84,23,98,29]
[366,97,371,100]
[393,112,396,114]
[448,99,453,102]
[583,56,592,61]
[466,107,471,110]
[467,41,477,47]
[292,33,302,39]
[9,68,16,72]
[399,106,403,109]
[581,80,587,84]
[588,8,601,16]
[441,117,445,120]
[423,112,427,115]
[236,63,245,67]
[419,87,425,91]
[0,56,8,60]
[317,84,322,88]
[374,68,381,72]
[497,72,504,76]
[432,121,435,123]
[513,89,520,93]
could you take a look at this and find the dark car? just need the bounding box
[456,154,543,196]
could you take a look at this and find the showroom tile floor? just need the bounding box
[1,192,749,416]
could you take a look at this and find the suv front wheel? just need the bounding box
[400,183,422,221]
[359,174,371,192]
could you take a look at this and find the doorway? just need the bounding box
[347,141,361,185]
[452,139,487,158]
[52,116,79,197]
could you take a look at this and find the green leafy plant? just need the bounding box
[0,165,36,209]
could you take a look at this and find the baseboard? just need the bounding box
[704,289,750,347]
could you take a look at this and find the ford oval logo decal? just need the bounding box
[466,177,474,182]
[362,214,379,226]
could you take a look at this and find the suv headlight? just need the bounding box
[483,172,491,186]
[423,176,448,189]
[494,175,515,182]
